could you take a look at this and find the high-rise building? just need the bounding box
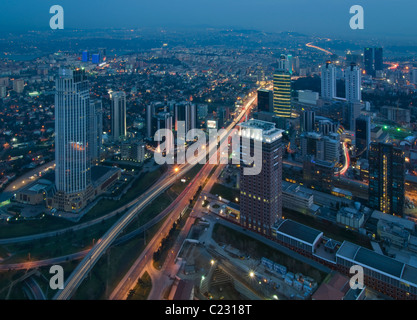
[257,89,273,113]
[301,110,315,133]
[53,68,92,212]
[174,102,196,132]
[369,142,405,216]
[0,85,6,98]
[321,61,336,100]
[92,54,100,64]
[374,48,383,73]
[345,102,362,131]
[364,47,374,76]
[82,51,89,62]
[278,54,293,75]
[89,100,103,162]
[303,157,335,193]
[345,63,361,103]
[111,91,127,141]
[239,120,284,236]
[412,69,417,85]
[323,133,341,163]
[301,132,324,160]
[273,71,292,118]
[364,47,383,77]
[13,79,24,93]
[355,115,371,158]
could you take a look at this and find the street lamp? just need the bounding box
[249,271,255,278]
[210,259,215,266]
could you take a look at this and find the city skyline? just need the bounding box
[0,1,416,41]
[0,0,417,304]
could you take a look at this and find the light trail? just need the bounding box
[306,42,333,55]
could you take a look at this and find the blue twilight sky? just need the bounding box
[0,0,416,39]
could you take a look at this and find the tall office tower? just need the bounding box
[345,102,362,131]
[154,112,173,154]
[111,91,127,142]
[292,56,300,74]
[355,115,371,159]
[321,61,336,99]
[273,71,292,118]
[53,68,92,212]
[364,47,383,77]
[300,132,324,161]
[146,104,154,139]
[175,102,196,132]
[323,133,341,163]
[257,89,273,113]
[364,47,374,76]
[278,54,293,74]
[374,48,383,73]
[301,110,315,132]
[369,142,405,216]
[239,120,284,236]
[89,100,103,162]
[82,51,89,62]
[412,69,417,85]
[13,79,24,93]
[91,54,101,64]
[98,48,106,62]
[345,63,362,103]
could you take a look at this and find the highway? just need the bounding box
[0,167,173,245]
[54,91,257,300]
[109,92,257,300]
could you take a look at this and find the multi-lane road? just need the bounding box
[54,91,257,300]
[110,92,257,300]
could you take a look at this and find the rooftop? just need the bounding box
[337,241,417,287]
[276,219,323,245]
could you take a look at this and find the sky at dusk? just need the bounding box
[0,0,415,39]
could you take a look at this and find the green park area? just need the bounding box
[0,166,167,239]
[210,183,240,203]
[127,271,152,300]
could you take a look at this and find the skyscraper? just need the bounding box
[257,89,273,113]
[53,68,92,212]
[278,54,293,75]
[239,120,284,236]
[364,47,374,76]
[369,142,405,216]
[412,69,417,85]
[273,71,292,118]
[89,99,103,162]
[301,110,315,133]
[174,102,196,132]
[82,51,89,62]
[355,115,371,159]
[364,47,383,77]
[111,91,127,142]
[321,61,336,100]
[345,63,361,103]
